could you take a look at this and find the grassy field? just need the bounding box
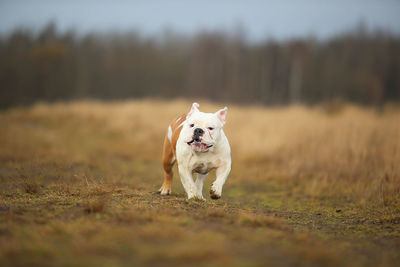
[0,99,399,266]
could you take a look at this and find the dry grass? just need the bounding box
[0,99,399,266]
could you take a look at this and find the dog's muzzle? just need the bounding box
[187,139,213,151]
[187,128,212,152]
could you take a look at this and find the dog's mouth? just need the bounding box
[187,140,213,151]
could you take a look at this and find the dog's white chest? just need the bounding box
[191,160,216,174]
[186,149,223,175]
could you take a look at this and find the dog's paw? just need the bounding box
[188,194,206,201]
[209,189,221,200]
[158,185,172,196]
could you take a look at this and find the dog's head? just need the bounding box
[181,103,228,153]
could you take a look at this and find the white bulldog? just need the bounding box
[158,103,231,200]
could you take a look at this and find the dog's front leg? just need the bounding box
[178,167,202,200]
[210,161,231,199]
[195,173,208,199]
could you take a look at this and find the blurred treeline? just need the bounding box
[1,23,400,108]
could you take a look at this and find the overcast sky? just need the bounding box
[1,0,399,41]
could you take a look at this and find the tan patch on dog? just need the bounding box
[158,114,186,195]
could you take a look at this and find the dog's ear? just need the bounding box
[187,102,200,118]
[215,106,228,125]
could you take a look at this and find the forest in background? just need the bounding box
[1,23,399,108]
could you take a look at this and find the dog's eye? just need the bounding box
[208,127,214,130]
[190,124,195,128]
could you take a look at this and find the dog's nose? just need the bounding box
[194,128,204,136]
[193,128,204,142]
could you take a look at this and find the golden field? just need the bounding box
[0,99,399,266]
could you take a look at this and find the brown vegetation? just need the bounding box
[0,99,399,266]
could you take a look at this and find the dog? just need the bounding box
[158,103,231,200]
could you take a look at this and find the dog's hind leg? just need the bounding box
[159,135,175,195]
